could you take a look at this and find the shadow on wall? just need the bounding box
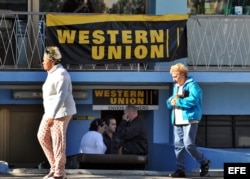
[186,147,250,172]
[146,143,250,172]
[146,143,176,171]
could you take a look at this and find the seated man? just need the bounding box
[117,105,148,155]
[103,115,121,154]
[79,118,107,154]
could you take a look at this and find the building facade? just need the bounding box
[0,0,250,172]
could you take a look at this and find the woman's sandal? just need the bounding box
[43,172,54,179]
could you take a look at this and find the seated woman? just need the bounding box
[79,118,107,154]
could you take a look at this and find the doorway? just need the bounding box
[6,105,46,167]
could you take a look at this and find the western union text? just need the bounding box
[56,29,183,60]
[95,89,145,105]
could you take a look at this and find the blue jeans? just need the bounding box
[174,123,207,171]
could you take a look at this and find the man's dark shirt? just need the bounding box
[103,132,121,154]
[116,116,148,155]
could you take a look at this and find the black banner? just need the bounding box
[46,14,188,65]
[92,89,158,110]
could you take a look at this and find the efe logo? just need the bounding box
[224,163,250,179]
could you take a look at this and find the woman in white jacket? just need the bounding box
[79,118,107,154]
[37,46,76,179]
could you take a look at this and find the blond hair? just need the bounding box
[170,63,188,77]
[44,46,62,63]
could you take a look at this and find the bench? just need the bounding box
[66,154,148,170]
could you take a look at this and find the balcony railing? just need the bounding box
[0,11,45,70]
[1,12,250,71]
[187,15,250,71]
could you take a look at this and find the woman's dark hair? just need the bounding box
[89,118,105,131]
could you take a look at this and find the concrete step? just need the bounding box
[9,168,224,177]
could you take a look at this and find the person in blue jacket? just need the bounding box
[166,63,210,178]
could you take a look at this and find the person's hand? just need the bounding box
[171,98,177,106]
[122,113,129,121]
[47,118,54,127]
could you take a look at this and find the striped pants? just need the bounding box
[37,115,72,177]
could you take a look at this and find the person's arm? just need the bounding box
[166,85,178,109]
[47,77,70,119]
[117,119,143,140]
[176,82,201,109]
[95,135,107,154]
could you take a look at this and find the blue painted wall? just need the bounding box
[0,89,42,104]
[201,84,250,115]
[153,89,171,143]
[1,0,250,172]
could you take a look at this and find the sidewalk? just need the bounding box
[0,168,224,179]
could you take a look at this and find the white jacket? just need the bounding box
[42,64,76,119]
[79,131,107,154]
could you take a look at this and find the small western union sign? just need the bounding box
[92,89,159,110]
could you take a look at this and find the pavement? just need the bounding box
[0,168,224,179]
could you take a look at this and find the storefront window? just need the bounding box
[40,0,146,14]
[188,0,250,15]
[197,115,250,148]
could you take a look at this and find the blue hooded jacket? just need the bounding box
[166,76,202,124]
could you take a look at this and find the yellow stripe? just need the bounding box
[46,14,188,27]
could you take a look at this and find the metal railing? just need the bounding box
[0,12,45,70]
[1,12,250,71]
[188,15,250,71]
